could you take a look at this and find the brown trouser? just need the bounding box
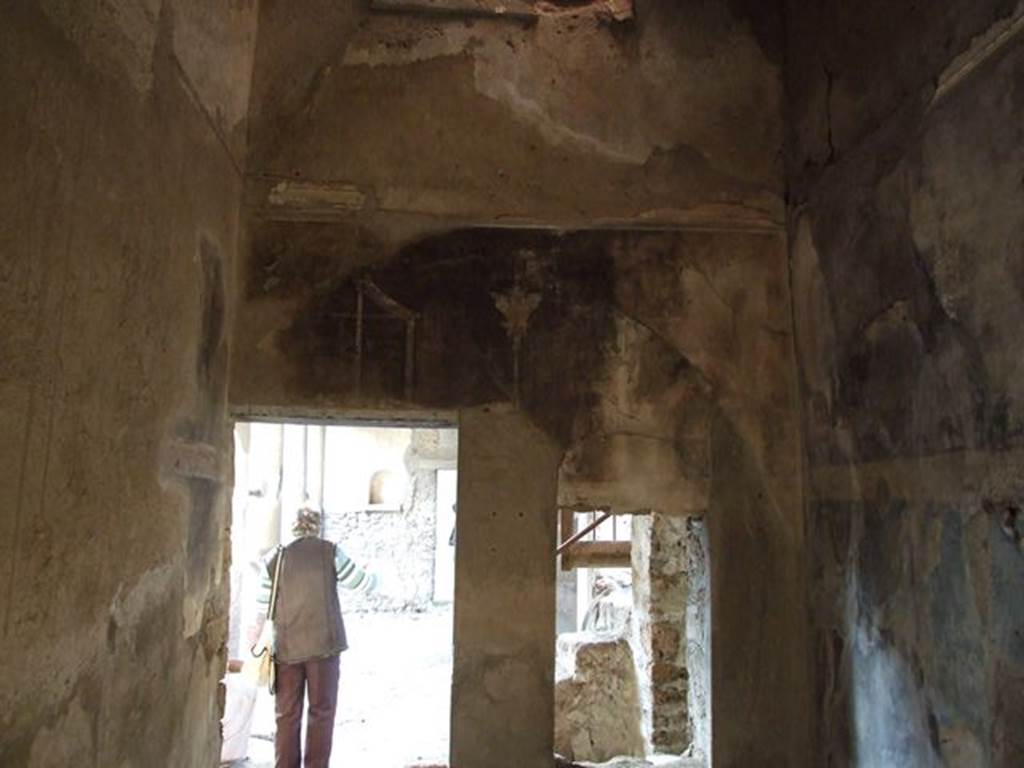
[274,654,340,768]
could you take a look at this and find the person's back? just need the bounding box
[263,508,376,768]
[273,536,347,664]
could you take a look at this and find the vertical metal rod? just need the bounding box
[354,285,364,395]
[405,318,416,401]
[318,425,327,509]
[302,424,309,504]
[273,423,284,546]
[512,338,521,408]
[556,510,614,555]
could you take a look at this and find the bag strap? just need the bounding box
[268,545,284,620]
[324,542,338,648]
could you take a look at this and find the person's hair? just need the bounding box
[292,507,323,538]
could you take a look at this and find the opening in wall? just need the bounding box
[553,509,710,766]
[222,420,458,767]
[554,509,642,764]
[557,508,634,634]
[367,468,406,509]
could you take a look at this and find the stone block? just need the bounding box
[555,634,646,763]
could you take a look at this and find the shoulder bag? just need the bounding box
[245,545,284,694]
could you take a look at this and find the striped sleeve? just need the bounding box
[256,550,276,610]
[335,544,377,593]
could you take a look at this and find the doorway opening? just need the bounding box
[222,421,458,768]
[554,510,710,767]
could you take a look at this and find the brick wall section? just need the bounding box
[632,513,690,754]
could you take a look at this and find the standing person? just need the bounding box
[256,508,377,768]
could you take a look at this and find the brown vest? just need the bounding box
[270,537,348,663]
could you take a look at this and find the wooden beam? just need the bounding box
[562,541,631,570]
[559,508,575,571]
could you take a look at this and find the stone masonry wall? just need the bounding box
[325,462,440,613]
[555,633,646,762]
[632,513,690,754]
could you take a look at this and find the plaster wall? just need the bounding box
[231,224,810,765]
[681,518,710,761]
[244,0,786,236]
[233,2,811,762]
[453,404,562,767]
[0,2,257,766]
[786,2,1024,765]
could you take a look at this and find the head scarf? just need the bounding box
[292,507,323,538]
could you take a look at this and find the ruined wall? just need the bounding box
[786,2,1024,765]
[0,3,257,766]
[231,224,810,765]
[233,2,812,763]
[323,428,452,613]
[627,514,710,760]
[554,632,646,762]
[244,0,786,235]
[631,513,689,755]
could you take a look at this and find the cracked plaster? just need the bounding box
[787,2,1024,765]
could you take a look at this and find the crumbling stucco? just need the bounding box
[245,0,786,233]
[555,633,646,762]
[236,34,808,768]
[0,3,257,766]
[231,223,809,765]
[632,513,689,754]
[1,2,840,765]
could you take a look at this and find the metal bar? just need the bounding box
[405,318,416,401]
[318,424,327,508]
[559,508,575,571]
[354,285,364,395]
[302,424,309,502]
[358,277,417,320]
[557,510,614,555]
